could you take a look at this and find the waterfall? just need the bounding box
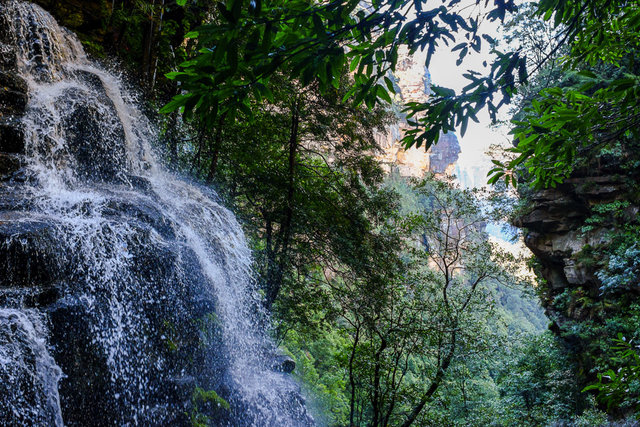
[0,1,312,425]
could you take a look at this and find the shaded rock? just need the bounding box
[515,166,640,383]
[271,354,296,374]
[47,300,118,426]
[0,152,22,178]
[60,85,127,183]
[101,196,176,240]
[0,187,32,210]
[0,219,69,288]
[0,71,28,115]
[0,117,25,153]
[0,309,63,427]
[0,71,27,154]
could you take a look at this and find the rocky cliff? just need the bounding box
[515,161,640,381]
[375,47,461,178]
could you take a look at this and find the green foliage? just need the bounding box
[282,326,352,425]
[597,245,640,295]
[163,0,522,146]
[101,0,213,94]
[494,332,590,425]
[73,0,640,423]
[188,386,230,427]
[279,175,552,426]
[490,0,640,188]
[497,70,640,188]
[161,0,640,189]
[584,334,640,414]
[170,63,398,311]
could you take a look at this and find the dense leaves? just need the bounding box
[489,0,640,188]
[162,0,523,143]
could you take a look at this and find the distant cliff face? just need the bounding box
[375,47,460,178]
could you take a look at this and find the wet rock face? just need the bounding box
[0,309,64,427]
[0,71,27,154]
[0,9,221,424]
[0,71,28,114]
[0,220,70,288]
[59,84,127,183]
[0,198,231,425]
[1,3,315,426]
[0,186,227,425]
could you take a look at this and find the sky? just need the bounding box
[421,5,529,250]
[427,4,515,188]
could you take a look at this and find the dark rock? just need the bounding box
[60,85,127,183]
[0,117,25,153]
[0,309,63,427]
[0,84,28,116]
[125,174,153,193]
[271,354,296,373]
[0,72,27,154]
[0,152,22,178]
[0,71,29,116]
[0,72,27,94]
[101,197,176,240]
[0,219,69,288]
[48,300,119,426]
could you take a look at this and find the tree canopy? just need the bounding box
[162,0,640,189]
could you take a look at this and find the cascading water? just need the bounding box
[0,1,313,425]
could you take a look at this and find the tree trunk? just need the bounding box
[206,113,227,183]
[141,0,157,88]
[400,333,456,427]
[265,99,299,309]
[371,335,387,427]
[349,325,361,427]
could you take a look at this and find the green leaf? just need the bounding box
[384,76,395,92]
[377,85,392,103]
[577,70,597,79]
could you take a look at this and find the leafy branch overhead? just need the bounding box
[163,0,640,189]
[161,0,521,137]
[490,0,640,188]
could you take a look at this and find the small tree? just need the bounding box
[320,176,529,426]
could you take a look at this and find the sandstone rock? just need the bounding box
[515,166,640,380]
[563,259,590,285]
[374,48,460,178]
